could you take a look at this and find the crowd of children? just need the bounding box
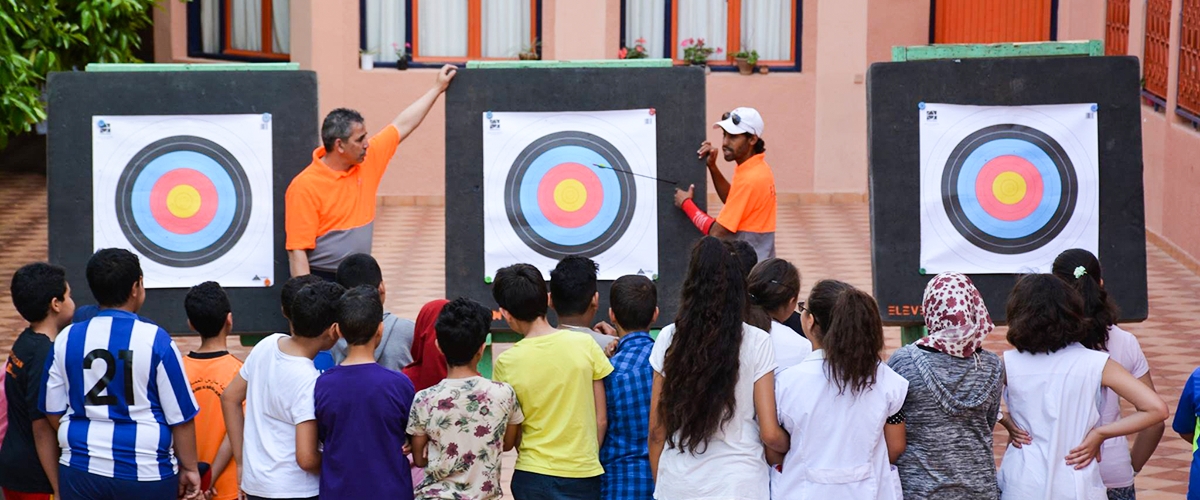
[0,240,1196,500]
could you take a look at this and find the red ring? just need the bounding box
[536,163,604,228]
[974,155,1044,222]
[149,168,219,234]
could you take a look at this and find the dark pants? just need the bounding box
[246,496,318,500]
[309,268,338,282]
[58,465,178,500]
[511,470,601,500]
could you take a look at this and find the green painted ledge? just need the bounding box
[891,40,1103,62]
[86,62,300,72]
[467,59,674,69]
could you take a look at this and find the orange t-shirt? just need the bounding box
[716,153,777,233]
[284,125,401,269]
[183,352,244,500]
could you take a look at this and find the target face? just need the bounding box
[920,104,1099,274]
[93,115,275,288]
[484,110,659,280]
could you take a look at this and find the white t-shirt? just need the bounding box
[770,321,812,374]
[1097,325,1150,488]
[773,351,908,500]
[998,344,1110,500]
[238,334,321,498]
[650,323,776,500]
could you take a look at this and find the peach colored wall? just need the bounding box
[867,0,930,64]
[1057,0,1106,41]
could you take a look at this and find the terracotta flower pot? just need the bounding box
[735,57,753,75]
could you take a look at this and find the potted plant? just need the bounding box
[619,38,649,59]
[519,38,541,60]
[392,42,411,70]
[681,38,721,69]
[360,49,375,70]
[732,48,758,75]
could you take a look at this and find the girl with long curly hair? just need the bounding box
[773,280,908,499]
[648,237,790,499]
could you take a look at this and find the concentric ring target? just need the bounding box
[941,124,1077,255]
[504,131,636,259]
[115,136,252,267]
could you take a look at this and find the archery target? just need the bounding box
[484,110,659,280]
[919,103,1099,274]
[93,114,274,288]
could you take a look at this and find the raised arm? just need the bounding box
[697,142,731,202]
[1066,359,1168,469]
[392,65,457,140]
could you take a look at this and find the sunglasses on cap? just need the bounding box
[721,111,742,125]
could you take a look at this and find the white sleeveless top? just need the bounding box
[998,343,1109,500]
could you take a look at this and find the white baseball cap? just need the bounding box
[713,107,764,137]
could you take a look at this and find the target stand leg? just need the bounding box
[900,325,928,346]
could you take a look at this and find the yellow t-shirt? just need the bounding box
[494,330,614,477]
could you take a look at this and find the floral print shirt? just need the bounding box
[407,376,524,499]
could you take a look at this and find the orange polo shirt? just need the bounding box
[717,153,777,259]
[285,124,401,271]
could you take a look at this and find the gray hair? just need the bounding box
[321,108,365,151]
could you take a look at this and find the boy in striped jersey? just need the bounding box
[40,248,204,500]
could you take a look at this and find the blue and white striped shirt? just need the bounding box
[40,309,199,481]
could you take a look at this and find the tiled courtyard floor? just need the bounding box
[0,172,1195,498]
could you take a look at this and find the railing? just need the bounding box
[1144,0,1173,103]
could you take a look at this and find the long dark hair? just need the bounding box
[660,237,745,454]
[806,280,883,395]
[748,258,801,320]
[1051,249,1118,351]
[1006,274,1088,354]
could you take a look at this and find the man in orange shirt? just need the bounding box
[286,65,458,279]
[674,107,778,260]
[181,281,243,500]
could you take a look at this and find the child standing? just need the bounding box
[600,275,657,500]
[329,253,418,372]
[773,280,907,500]
[746,258,812,372]
[997,274,1167,499]
[41,249,204,499]
[316,285,416,498]
[1172,366,1200,500]
[222,280,344,500]
[408,297,523,499]
[0,263,75,499]
[1052,249,1164,499]
[181,281,242,500]
[492,263,613,499]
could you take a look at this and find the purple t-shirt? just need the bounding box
[315,363,416,499]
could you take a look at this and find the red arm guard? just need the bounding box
[681,198,715,235]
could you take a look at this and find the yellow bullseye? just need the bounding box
[992,171,1027,205]
[166,185,202,218]
[554,179,588,212]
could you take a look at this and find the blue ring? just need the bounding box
[518,146,621,246]
[129,151,237,252]
[954,139,1061,239]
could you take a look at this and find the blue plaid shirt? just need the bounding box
[600,331,655,500]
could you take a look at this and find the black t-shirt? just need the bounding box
[783,311,807,339]
[0,328,55,493]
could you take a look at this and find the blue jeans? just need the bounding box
[58,465,178,500]
[1108,486,1136,500]
[511,470,601,500]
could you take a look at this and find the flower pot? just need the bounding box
[519,52,539,60]
[397,57,408,70]
[735,57,753,75]
[360,53,375,70]
[759,65,770,74]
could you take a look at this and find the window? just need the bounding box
[188,0,291,61]
[621,0,800,69]
[1179,0,1200,118]
[930,0,1055,44]
[1143,0,1172,105]
[1105,0,1130,56]
[361,0,540,65]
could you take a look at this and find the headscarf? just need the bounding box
[915,272,994,358]
[403,299,450,392]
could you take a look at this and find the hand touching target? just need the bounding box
[93,115,274,289]
[920,104,1099,274]
[484,110,659,280]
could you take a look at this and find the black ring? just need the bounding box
[115,136,252,267]
[941,124,1077,255]
[504,131,636,259]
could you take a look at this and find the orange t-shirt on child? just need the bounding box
[183,351,244,500]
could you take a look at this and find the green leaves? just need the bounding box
[0,0,159,147]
